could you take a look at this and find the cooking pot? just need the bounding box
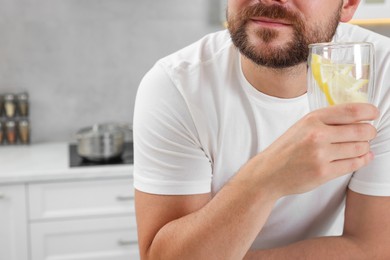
[76,123,132,162]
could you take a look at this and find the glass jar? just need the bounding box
[0,95,4,117]
[18,119,30,144]
[17,92,29,117]
[4,94,16,118]
[5,120,17,144]
[0,121,4,144]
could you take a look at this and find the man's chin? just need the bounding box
[246,40,288,59]
[240,44,305,69]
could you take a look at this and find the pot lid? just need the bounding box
[76,123,124,138]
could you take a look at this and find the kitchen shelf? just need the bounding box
[350,18,390,26]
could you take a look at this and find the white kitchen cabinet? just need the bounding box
[28,178,139,260]
[28,178,135,220]
[0,185,29,260]
[30,216,139,260]
[0,142,139,260]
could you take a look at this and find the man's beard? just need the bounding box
[227,3,342,69]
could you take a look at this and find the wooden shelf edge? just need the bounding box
[350,18,390,26]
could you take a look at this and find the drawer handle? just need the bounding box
[116,195,134,201]
[118,239,138,246]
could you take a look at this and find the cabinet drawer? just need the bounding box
[28,178,134,220]
[0,185,29,260]
[30,215,140,260]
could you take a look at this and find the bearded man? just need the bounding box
[133,0,390,259]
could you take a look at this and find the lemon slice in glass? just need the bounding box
[327,72,368,104]
[311,54,335,105]
[311,54,369,105]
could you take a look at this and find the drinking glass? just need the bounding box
[307,42,375,111]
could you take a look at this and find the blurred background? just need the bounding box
[0,0,224,142]
[1,2,389,260]
[0,0,388,143]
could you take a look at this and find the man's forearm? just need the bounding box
[143,156,280,260]
[244,235,368,260]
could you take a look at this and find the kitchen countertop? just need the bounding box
[0,142,133,185]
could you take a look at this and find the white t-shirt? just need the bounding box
[133,23,390,249]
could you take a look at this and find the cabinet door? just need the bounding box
[28,178,134,220]
[0,185,29,260]
[30,216,140,260]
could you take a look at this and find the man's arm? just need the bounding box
[135,103,379,260]
[135,167,279,260]
[245,189,390,260]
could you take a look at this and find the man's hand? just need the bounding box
[242,103,379,198]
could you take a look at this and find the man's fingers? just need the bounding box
[316,103,379,125]
[328,151,374,178]
[326,123,377,143]
[328,142,371,162]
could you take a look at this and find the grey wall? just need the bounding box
[0,0,224,142]
[0,1,389,143]
[360,25,390,38]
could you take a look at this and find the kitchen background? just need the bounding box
[0,0,389,143]
[0,0,223,142]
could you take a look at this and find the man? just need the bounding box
[133,0,390,259]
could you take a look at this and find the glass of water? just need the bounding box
[307,42,375,111]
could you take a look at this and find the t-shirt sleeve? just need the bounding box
[132,62,212,195]
[348,111,390,196]
[348,55,390,196]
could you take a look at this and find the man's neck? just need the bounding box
[241,55,308,99]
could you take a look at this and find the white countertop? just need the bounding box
[0,142,133,185]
